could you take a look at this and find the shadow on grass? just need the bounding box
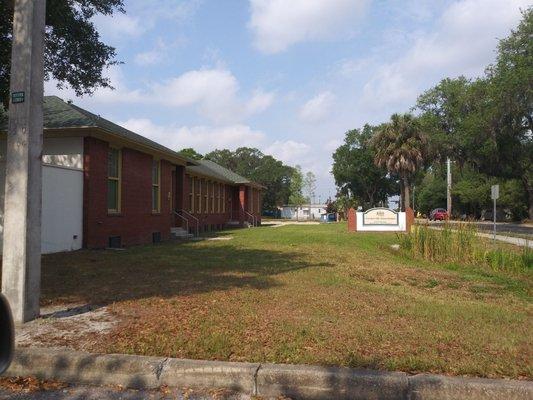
[38,242,331,306]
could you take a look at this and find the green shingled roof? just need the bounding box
[1,96,194,165]
[187,160,262,188]
[2,96,261,187]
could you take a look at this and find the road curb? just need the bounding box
[4,347,533,400]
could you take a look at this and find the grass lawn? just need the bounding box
[39,223,532,379]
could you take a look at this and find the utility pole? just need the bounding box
[2,0,46,323]
[412,185,416,213]
[491,185,499,241]
[446,158,452,218]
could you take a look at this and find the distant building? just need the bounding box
[280,204,326,220]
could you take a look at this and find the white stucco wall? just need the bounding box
[281,205,326,220]
[0,137,84,254]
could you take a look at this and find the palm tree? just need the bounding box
[371,113,427,210]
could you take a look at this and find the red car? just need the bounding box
[429,208,448,221]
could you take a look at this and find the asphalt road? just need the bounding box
[422,220,533,236]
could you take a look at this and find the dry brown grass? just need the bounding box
[28,224,533,379]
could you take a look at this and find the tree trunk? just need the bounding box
[399,183,404,211]
[404,181,411,211]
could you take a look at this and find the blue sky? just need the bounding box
[45,0,529,202]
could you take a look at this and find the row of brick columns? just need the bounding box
[238,185,246,226]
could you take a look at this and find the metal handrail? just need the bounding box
[173,211,189,236]
[177,209,199,236]
[244,211,256,227]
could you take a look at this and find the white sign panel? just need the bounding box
[491,185,499,200]
[363,208,399,226]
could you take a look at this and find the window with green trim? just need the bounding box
[107,148,121,213]
[152,160,161,212]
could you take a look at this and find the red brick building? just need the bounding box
[0,96,263,253]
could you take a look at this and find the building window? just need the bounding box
[196,177,201,214]
[211,181,215,213]
[222,184,226,213]
[251,189,255,213]
[188,176,194,213]
[217,183,221,213]
[204,180,209,214]
[169,174,173,213]
[107,148,121,213]
[152,160,161,212]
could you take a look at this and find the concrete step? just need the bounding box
[170,227,194,240]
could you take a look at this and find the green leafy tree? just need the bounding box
[288,165,307,205]
[499,179,528,220]
[416,77,467,160]
[205,147,296,212]
[178,148,203,160]
[485,7,533,218]
[334,192,356,218]
[416,9,533,218]
[452,166,491,217]
[1,0,124,109]
[303,171,317,203]
[332,125,394,209]
[371,114,428,210]
[416,170,447,216]
[325,197,337,213]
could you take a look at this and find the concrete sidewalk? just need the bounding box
[475,231,531,248]
[4,348,532,400]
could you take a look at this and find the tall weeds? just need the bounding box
[398,223,532,272]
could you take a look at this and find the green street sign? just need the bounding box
[11,91,25,104]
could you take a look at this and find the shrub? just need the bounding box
[398,223,532,272]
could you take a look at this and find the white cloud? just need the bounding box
[157,69,238,107]
[151,69,240,124]
[120,119,265,154]
[95,0,201,38]
[299,91,336,123]
[47,66,274,125]
[249,0,369,54]
[129,0,201,25]
[325,138,343,152]
[246,89,275,115]
[135,39,169,66]
[93,13,145,38]
[149,69,274,124]
[44,66,144,105]
[265,140,311,164]
[119,119,316,174]
[360,0,530,110]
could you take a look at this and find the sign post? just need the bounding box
[2,0,46,323]
[491,185,499,241]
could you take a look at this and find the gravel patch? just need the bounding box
[16,304,117,351]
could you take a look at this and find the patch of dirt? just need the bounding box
[16,303,117,351]
[0,377,67,393]
[207,236,234,241]
[268,221,321,228]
